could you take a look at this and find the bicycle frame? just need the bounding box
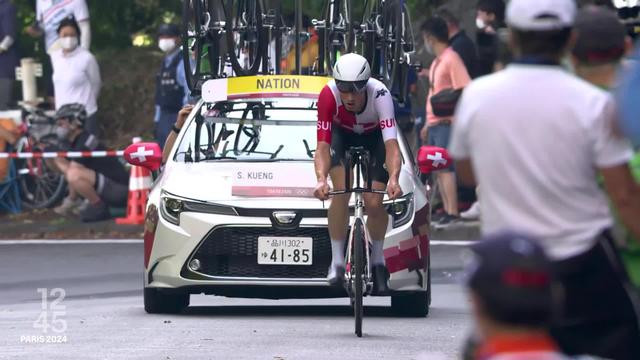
[343,150,374,295]
[329,147,386,295]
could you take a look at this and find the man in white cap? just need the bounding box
[449,0,640,358]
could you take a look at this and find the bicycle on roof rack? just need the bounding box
[358,0,415,103]
[183,0,416,102]
[182,0,291,93]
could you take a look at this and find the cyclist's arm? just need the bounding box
[315,86,335,182]
[384,139,401,181]
[374,85,401,181]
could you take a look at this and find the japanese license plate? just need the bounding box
[257,237,313,265]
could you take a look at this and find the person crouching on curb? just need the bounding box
[462,231,604,360]
[51,103,129,222]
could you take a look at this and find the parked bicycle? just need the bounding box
[13,102,66,209]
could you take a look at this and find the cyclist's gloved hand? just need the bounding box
[314,180,330,201]
[387,178,403,200]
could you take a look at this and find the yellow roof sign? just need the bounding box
[202,75,331,103]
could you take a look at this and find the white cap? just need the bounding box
[506,0,577,31]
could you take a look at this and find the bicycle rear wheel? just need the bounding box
[353,218,365,337]
[225,0,264,76]
[183,0,207,92]
[15,136,66,209]
[325,0,353,75]
[382,0,402,89]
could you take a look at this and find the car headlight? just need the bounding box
[160,191,238,226]
[161,195,183,225]
[385,193,414,229]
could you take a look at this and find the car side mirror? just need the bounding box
[123,142,162,171]
[417,146,452,174]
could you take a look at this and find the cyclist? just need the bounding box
[313,53,403,294]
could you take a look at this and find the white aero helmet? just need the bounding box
[333,53,371,92]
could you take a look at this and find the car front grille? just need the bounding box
[188,226,332,279]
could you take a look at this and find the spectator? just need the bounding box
[51,16,101,135]
[154,23,190,148]
[420,16,471,229]
[618,47,640,148]
[463,231,571,360]
[0,0,18,110]
[26,0,91,105]
[26,0,91,52]
[0,117,18,182]
[450,0,640,358]
[51,104,129,222]
[437,7,478,78]
[282,14,319,75]
[573,5,640,286]
[475,0,506,76]
[572,5,629,89]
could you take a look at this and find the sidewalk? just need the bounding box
[0,209,143,239]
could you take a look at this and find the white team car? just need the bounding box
[134,75,437,317]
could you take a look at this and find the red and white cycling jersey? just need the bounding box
[317,78,398,144]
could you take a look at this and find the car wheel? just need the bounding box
[144,288,189,314]
[391,290,430,317]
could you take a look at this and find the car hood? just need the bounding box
[162,161,322,208]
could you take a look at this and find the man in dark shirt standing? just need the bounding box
[0,0,19,110]
[52,103,129,222]
[475,0,506,76]
[437,7,478,79]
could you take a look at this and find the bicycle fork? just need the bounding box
[345,193,373,295]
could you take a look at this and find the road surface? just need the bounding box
[0,240,474,360]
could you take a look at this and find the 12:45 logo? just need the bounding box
[33,288,67,334]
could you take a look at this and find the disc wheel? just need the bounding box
[353,218,365,337]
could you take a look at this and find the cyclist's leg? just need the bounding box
[326,127,352,283]
[362,129,391,293]
[65,161,100,204]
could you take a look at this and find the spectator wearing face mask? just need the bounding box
[50,16,101,135]
[25,0,91,106]
[154,23,190,148]
[475,0,507,75]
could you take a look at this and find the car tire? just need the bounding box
[144,288,189,314]
[391,290,430,317]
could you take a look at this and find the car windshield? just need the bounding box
[174,99,317,162]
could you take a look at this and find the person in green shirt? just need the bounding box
[571,5,640,286]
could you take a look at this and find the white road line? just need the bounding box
[0,239,474,246]
[0,239,143,245]
[431,240,476,246]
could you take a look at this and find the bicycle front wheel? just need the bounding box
[353,217,365,337]
[225,0,264,76]
[15,136,66,209]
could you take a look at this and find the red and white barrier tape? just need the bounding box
[0,150,124,159]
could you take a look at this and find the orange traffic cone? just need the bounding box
[116,139,153,225]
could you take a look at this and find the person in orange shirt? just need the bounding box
[282,15,319,75]
[419,16,471,229]
[0,118,19,181]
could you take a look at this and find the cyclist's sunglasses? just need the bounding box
[336,80,368,93]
